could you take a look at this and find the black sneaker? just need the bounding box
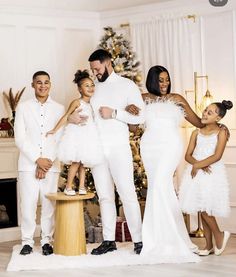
[91,240,117,255]
[134,242,143,254]
[42,243,53,256]
[20,244,33,255]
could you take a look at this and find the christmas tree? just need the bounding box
[99,26,143,87]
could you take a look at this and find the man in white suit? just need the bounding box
[69,49,145,255]
[14,71,64,255]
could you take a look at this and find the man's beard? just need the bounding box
[97,66,109,82]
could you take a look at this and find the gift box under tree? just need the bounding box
[115,217,132,242]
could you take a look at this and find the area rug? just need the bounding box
[7,242,200,271]
[7,242,141,271]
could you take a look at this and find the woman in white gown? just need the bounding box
[138,65,204,263]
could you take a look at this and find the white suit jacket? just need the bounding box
[14,96,64,172]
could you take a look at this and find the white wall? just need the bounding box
[0,3,101,119]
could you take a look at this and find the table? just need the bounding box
[46,191,95,256]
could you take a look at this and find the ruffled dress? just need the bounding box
[179,131,230,217]
[57,100,104,167]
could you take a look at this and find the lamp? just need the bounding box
[185,72,214,238]
[194,71,214,114]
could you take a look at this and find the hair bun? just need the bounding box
[73,69,90,84]
[222,100,233,110]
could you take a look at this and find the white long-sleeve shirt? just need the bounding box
[90,71,145,146]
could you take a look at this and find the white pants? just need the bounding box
[18,171,59,247]
[92,143,142,242]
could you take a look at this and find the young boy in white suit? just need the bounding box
[14,71,64,255]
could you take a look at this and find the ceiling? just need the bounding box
[70,0,172,12]
[1,0,173,12]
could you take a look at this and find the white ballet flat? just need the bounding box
[214,231,230,256]
[198,248,214,256]
[64,187,76,196]
[78,188,87,195]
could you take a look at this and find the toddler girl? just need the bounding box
[47,70,103,196]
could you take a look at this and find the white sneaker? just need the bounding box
[64,187,76,196]
[214,231,230,256]
[79,188,87,195]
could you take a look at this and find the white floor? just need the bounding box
[0,235,235,277]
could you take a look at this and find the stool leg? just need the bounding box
[54,200,86,256]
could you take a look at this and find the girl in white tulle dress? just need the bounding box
[47,70,103,196]
[179,100,233,256]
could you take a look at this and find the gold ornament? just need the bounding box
[135,74,142,82]
[114,65,121,73]
[115,46,121,55]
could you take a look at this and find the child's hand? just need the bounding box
[46,130,55,137]
[191,164,199,178]
[202,166,211,174]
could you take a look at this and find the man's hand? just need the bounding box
[99,107,114,119]
[35,166,46,179]
[36,158,52,172]
[125,104,140,116]
[68,108,88,125]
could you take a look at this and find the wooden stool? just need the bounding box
[46,192,95,256]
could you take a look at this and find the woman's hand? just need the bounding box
[218,123,230,140]
[125,104,140,115]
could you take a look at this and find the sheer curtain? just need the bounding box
[131,16,194,94]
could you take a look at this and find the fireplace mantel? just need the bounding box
[0,138,18,179]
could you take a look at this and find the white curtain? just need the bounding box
[131,16,194,94]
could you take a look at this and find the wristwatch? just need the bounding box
[111,109,117,119]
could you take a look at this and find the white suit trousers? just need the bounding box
[18,171,59,247]
[92,143,142,242]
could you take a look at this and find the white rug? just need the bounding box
[7,242,142,271]
[7,243,200,271]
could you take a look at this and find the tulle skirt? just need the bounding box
[57,123,104,168]
[179,161,230,217]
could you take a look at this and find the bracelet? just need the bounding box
[111,109,117,119]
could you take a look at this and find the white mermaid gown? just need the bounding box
[140,99,200,263]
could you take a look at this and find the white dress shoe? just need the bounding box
[198,248,214,256]
[64,187,76,196]
[214,231,230,256]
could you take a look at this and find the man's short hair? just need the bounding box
[88,49,112,63]
[32,71,50,80]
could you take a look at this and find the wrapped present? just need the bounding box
[115,219,132,242]
[87,225,103,243]
[94,225,103,243]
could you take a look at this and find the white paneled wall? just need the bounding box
[0,7,100,118]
